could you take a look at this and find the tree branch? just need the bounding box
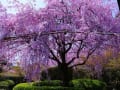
[70,46,97,68]
[67,57,76,65]
[67,40,85,66]
[45,42,61,64]
[65,42,72,53]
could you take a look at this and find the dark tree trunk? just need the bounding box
[58,63,73,86]
[117,0,120,10]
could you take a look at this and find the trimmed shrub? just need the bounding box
[32,80,63,86]
[102,68,120,90]
[0,80,15,86]
[13,79,106,90]
[71,79,106,90]
[13,83,32,90]
[41,67,61,80]
[13,83,84,90]
[73,68,91,79]
[0,80,15,90]
[5,80,15,86]
[0,76,24,84]
[41,67,73,81]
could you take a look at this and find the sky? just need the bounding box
[0,0,46,14]
[0,0,119,15]
[103,0,119,16]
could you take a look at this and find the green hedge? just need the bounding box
[13,79,106,90]
[32,80,63,86]
[71,79,106,90]
[73,68,91,79]
[0,76,24,84]
[0,80,15,90]
[13,83,84,90]
[102,68,120,90]
[41,67,73,81]
[0,80,15,86]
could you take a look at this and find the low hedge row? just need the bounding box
[0,80,15,87]
[13,83,84,90]
[0,76,24,84]
[71,79,106,90]
[33,80,63,86]
[13,79,106,90]
[0,80,15,90]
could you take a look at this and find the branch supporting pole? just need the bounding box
[2,30,120,42]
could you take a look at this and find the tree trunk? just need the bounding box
[58,63,73,86]
[117,0,120,10]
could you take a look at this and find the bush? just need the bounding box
[5,80,15,86]
[0,80,15,86]
[13,83,84,90]
[71,79,106,90]
[73,68,91,79]
[13,79,106,90]
[41,67,73,81]
[0,76,24,84]
[0,80,15,90]
[32,80,63,86]
[41,67,61,80]
[13,83,32,90]
[102,68,120,90]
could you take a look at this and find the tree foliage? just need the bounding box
[0,0,119,84]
